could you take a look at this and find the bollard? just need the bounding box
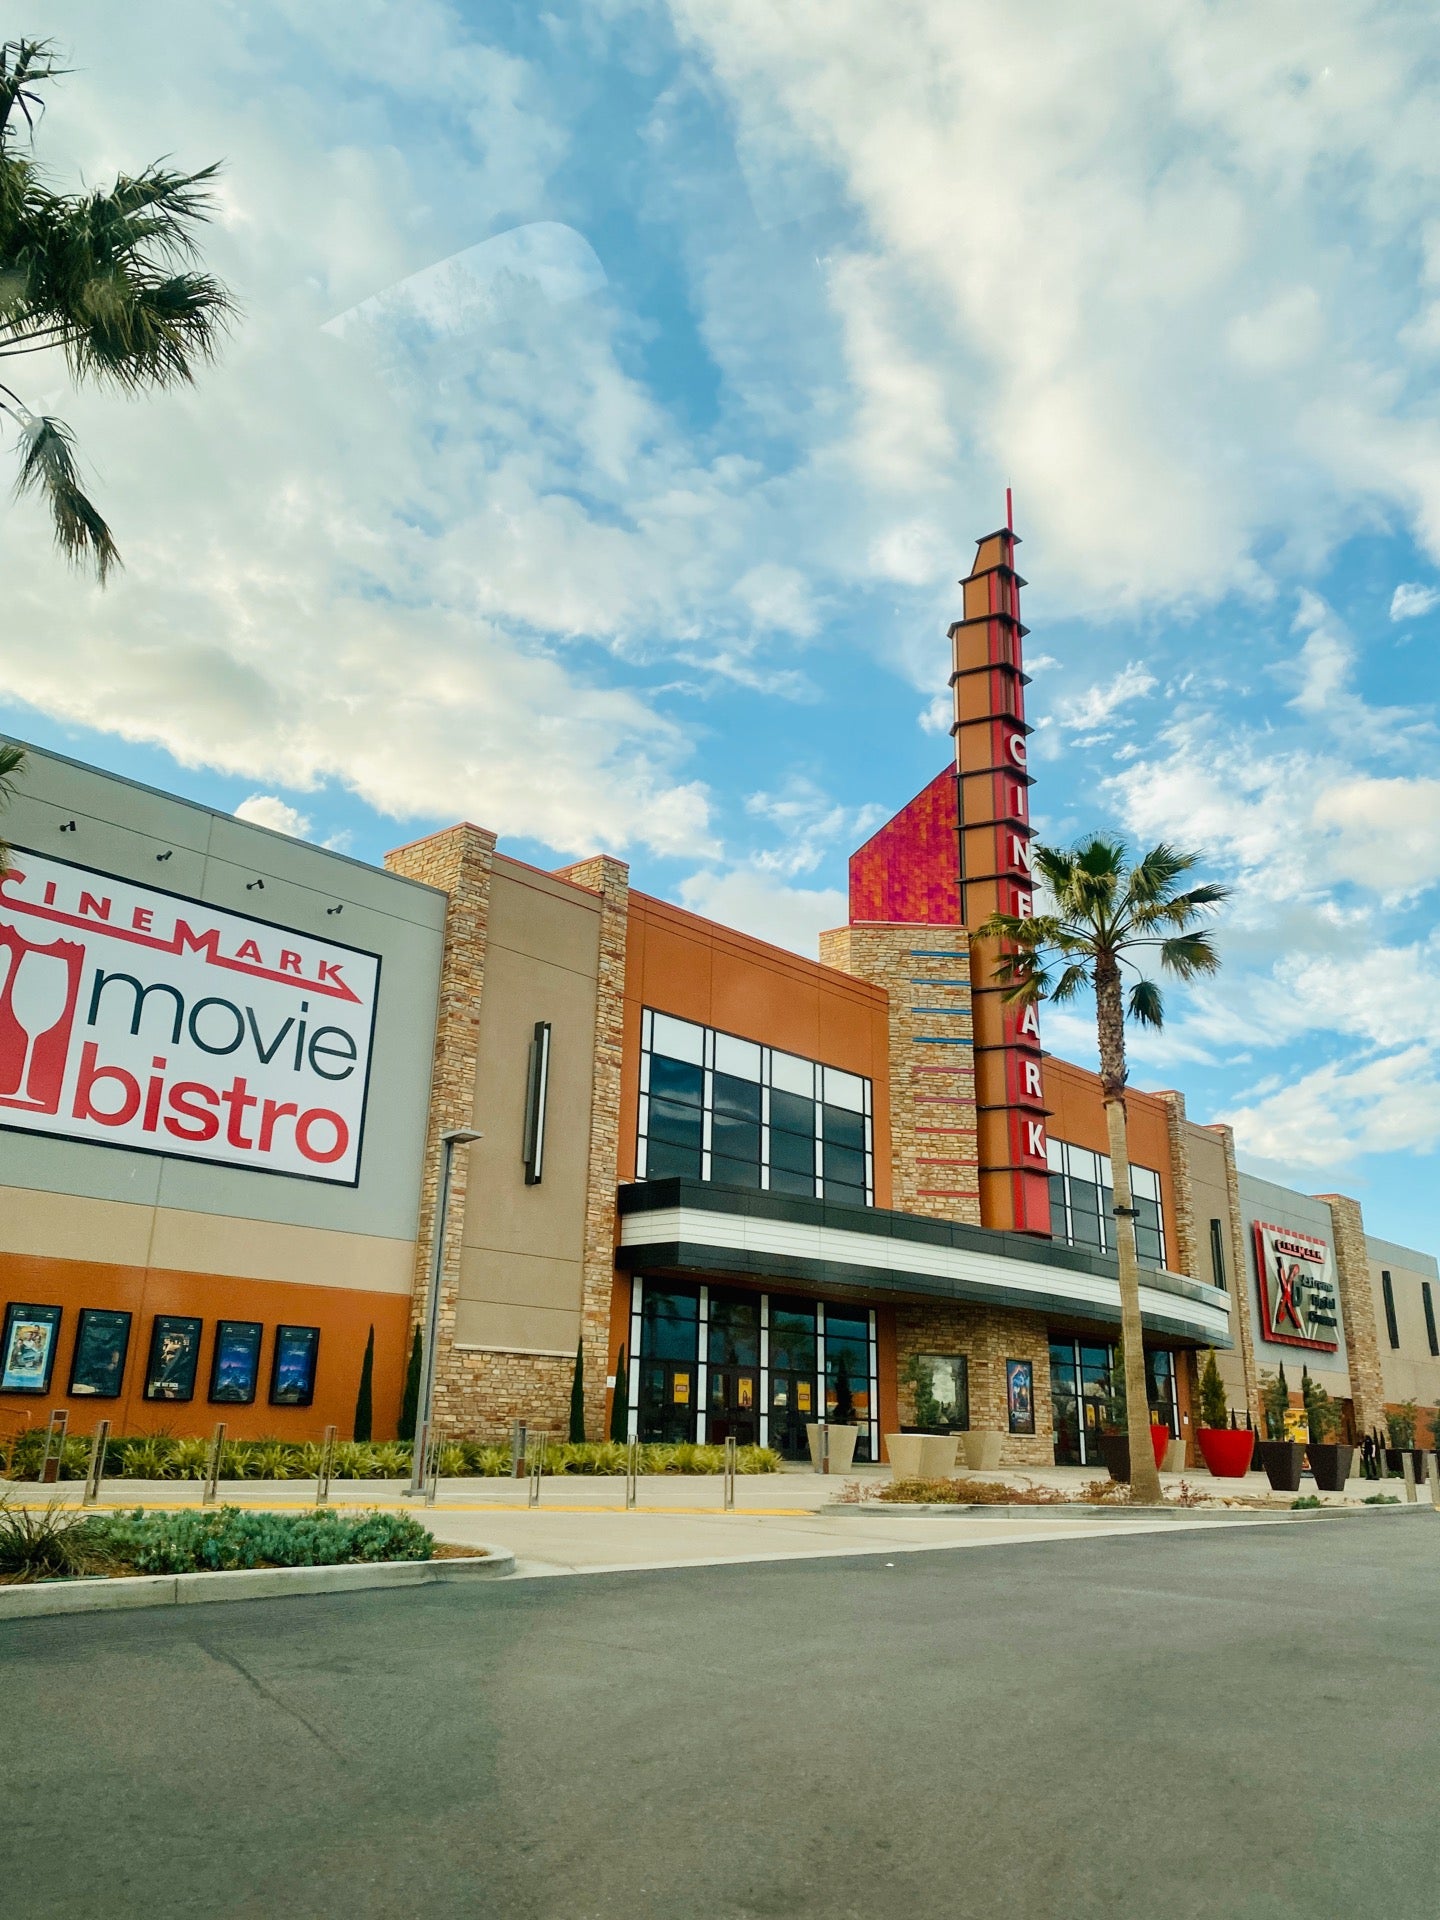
[40,1409,68,1485]
[512,1420,528,1480]
[1427,1454,1440,1511]
[424,1427,441,1507]
[820,1420,831,1475]
[1402,1453,1417,1503]
[527,1432,547,1508]
[82,1419,111,1507]
[724,1435,737,1510]
[203,1422,227,1505]
[625,1437,638,1509]
[316,1424,337,1506]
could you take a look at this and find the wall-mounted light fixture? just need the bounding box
[58,820,76,832]
[522,1020,552,1186]
[325,903,343,916]
[155,850,173,862]
[245,878,265,891]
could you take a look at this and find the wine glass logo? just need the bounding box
[0,925,84,1114]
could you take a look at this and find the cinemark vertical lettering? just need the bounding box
[0,849,379,1184]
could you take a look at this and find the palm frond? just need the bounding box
[1127,979,1165,1029]
[1157,930,1223,980]
[0,38,65,148]
[1125,842,1196,905]
[12,413,120,579]
[1051,961,1091,1002]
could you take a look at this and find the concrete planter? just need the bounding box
[807,1423,859,1473]
[885,1434,925,1478]
[1164,1435,1188,1473]
[961,1430,1005,1471]
[918,1434,960,1478]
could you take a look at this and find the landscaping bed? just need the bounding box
[0,1499,452,1584]
[1,1433,782,1483]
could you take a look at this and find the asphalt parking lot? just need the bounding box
[2,1516,1436,1920]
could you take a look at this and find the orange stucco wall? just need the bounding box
[1043,1057,1180,1275]
[0,1250,408,1442]
[618,891,894,1205]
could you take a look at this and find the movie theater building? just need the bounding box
[0,747,445,1436]
[3,521,1436,1457]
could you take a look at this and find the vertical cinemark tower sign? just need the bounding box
[949,515,1050,1234]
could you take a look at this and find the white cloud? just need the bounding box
[677,867,849,958]
[1390,582,1440,620]
[1229,1047,1440,1168]
[234,794,312,839]
[1055,662,1157,734]
[1312,778,1440,893]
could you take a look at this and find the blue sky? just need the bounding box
[3,2,1438,1249]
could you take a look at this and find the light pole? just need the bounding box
[407,1126,481,1496]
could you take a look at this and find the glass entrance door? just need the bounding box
[637,1285,700,1444]
[768,1298,818,1460]
[708,1364,758,1446]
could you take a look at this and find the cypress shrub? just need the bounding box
[398,1325,422,1442]
[609,1344,629,1443]
[354,1326,375,1442]
[1198,1350,1227,1429]
[569,1337,586,1444]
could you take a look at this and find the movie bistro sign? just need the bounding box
[0,849,379,1186]
[1254,1220,1340,1352]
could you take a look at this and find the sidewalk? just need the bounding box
[11,1461,1415,1581]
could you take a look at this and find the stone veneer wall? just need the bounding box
[1157,1092,1204,1464]
[818,925,980,1222]
[552,854,629,1441]
[1317,1191,1386,1438]
[893,1303,1054,1468]
[822,923,1052,1464]
[383,825,511,1437]
[1212,1122,1261,1425]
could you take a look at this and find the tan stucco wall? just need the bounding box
[1369,1242,1440,1429]
[454,857,602,1357]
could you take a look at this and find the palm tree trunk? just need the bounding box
[1095,958,1163,1504]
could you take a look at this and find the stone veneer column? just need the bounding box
[553,854,629,1440]
[1213,1123,1261,1424]
[1156,1091,1203,1464]
[384,825,496,1435]
[818,924,980,1223]
[1316,1191,1386,1437]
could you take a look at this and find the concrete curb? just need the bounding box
[819,1500,1436,1520]
[0,1548,516,1621]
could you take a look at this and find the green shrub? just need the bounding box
[169,1438,210,1480]
[2,1428,45,1480]
[459,1441,510,1476]
[1364,1494,1401,1505]
[117,1435,179,1479]
[1291,1494,1324,1510]
[367,1442,411,1478]
[737,1446,781,1474]
[0,1495,105,1580]
[75,1505,433,1574]
[398,1325,421,1442]
[1386,1401,1418,1449]
[1259,1366,1291,1441]
[436,1442,467,1478]
[354,1325,375,1443]
[1198,1351,1228,1430]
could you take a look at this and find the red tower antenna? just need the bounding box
[1005,486,1013,533]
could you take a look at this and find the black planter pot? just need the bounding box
[1097,1434,1131,1484]
[1256,1440,1305,1492]
[1305,1442,1353,1492]
[1383,1448,1427,1480]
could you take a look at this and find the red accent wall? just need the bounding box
[848,769,959,925]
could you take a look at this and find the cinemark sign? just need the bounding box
[0,849,379,1186]
[1253,1220,1340,1352]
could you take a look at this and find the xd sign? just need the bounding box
[1253,1220,1340,1352]
[0,849,379,1186]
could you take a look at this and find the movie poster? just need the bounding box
[144,1315,203,1402]
[269,1324,320,1407]
[1006,1358,1035,1435]
[1,1301,61,1393]
[209,1321,263,1405]
[68,1308,132,1398]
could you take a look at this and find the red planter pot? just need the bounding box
[1196,1427,1256,1478]
[1150,1424,1170,1469]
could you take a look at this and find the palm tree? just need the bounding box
[0,740,24,873]
[980,838,1228,1504]
[0,37,235,579]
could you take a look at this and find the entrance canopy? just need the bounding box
[618,1181,1232,1349]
